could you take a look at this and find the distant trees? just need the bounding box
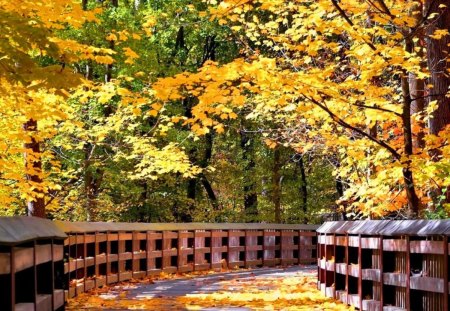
[7,0,449,221]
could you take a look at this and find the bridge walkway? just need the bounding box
[65,266,348,311]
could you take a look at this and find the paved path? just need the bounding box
[67,266,320,310]
[128,266,316,300]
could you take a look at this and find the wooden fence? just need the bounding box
[0,217,67,311]
[317,220,450,311]
[54,221,318,300]
[1,219,318,310]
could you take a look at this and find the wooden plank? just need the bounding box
[107,233,118,241]
[0,252,11,274]
[95,253,106,266]
[136,233,146,240]
[118,233,132,241]
[348,236,359,247]
[53,244,63,262]
[14,247,34,273]
[95,276,106,288]
[194,231,211,238]
[383,273,407,287]
[245,231,263,237]
[228,231,245,237]
[85,235,96,244]
[383,239,407,252]
[362,269,381,282]
[55,221,319,233]
[360,237,380,249]
[410,240,444,254]
[54,289,65,310]
[335,236,347,246]
[409,276,444,293]
[335,263,347,275]
[348,264,359,278]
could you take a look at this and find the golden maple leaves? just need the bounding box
[67,269,353,310]
[148,0,450,216]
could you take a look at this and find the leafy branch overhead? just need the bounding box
[0,0,449,221]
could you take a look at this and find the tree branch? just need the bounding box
[353,103,402,117]
[304,95,401,160]
[331,0,378,51]
[375,0,394,18]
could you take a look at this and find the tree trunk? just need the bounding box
[133,0,140,11]
[105,39,114,83]
[200,174,219,209]
[185,156,196,223]
[198,132,219,210]
[83,142,103,221]
[240,128,258,220]
[138,181,148,222]
[272,147,282,223]
[297,155,308,224]
[425,0,450,136]
[105,0,118,83]
[401,38,422,217]
[180,34,220,221]
[82,0,89,11]
[24,119,46,218]
[409,1,426,150]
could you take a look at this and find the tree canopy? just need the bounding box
[0,0,449,221]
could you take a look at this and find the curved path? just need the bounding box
[66,266,349,310]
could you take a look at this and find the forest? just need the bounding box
[0,0,449,223]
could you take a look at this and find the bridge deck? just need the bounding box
[66,266,350,310]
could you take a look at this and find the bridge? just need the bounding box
[0,217,320,311]
[5,216,450,310]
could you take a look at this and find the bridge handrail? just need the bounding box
[54,221,319,232]
[60,222,319,300]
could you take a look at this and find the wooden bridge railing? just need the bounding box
[0,218,318,311]
[54,222,319,300]
[317,220,450,311]
[0,217,67,311]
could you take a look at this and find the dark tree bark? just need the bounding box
[83,142,104,221]
[409,2,426,149]
[297,155,308,224]
[335,177,348,220]
[105,40,114,83]
[272,147,282,223]
[240,129,258,220]
[138,181,148,222]
[401,38,422,217]
[105,0,118,83]
[82,0,89,10]
[24,119,46,218]
[199,132,219,210]
[425,0,450,136]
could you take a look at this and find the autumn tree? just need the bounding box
[0,0,115,217]
[152,0,450,219]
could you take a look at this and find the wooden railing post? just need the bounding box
[11,248,15,310]
[106,231,110,285]
[405,235,410,311]
[33,240,37,311]
[145,231,151,275]
[83,233,87,293]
